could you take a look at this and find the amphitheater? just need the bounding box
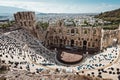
[0,11,120,80]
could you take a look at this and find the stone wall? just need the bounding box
[14,12,120,52]
[14,11,46,41]
[102,25,120,48]
[45,21,120,52]
[14,11,38,37]
[45,21,102,52]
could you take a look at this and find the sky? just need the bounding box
[0,0,120,13]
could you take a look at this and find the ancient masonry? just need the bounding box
[14,12,44,40]
[14,12,120,53]
[46,22,102,52]
[14,12,36,30]
[46,21,120,51]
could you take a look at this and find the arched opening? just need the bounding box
[50,43,53,45]
[60,39,62,48]
[71,29,74,33]
[71,39,74,47]
[83,40,87,50]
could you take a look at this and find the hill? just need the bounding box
[0,6,28,15]
[95,8,120,24]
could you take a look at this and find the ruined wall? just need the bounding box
[14,11,38,37]
[14,11,46,41]
[45,21,102,51]
[14,12,35,29]
[46,21,120,52]
[14,12,120,51]
[101,25,120,48]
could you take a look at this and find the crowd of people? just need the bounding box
[0,29,120,79]
[0,29,56,73]
[77,47,119,70]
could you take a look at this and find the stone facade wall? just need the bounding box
[14,12,120,52]
[102,30,119,48]
[14,12,37,37]
[45,21,120,52]
[45,21,102,51]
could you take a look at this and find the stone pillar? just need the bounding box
[100,29,104,50]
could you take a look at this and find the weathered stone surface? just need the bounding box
[14,11,120,52]
[46,20,120,52]
[14,11,45,41]
[0,70,112,80]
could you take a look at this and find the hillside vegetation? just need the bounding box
[95,8,120,24]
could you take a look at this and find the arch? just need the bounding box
[60,39,62,43]
[19,13,22,19]
[50,43,53,45]
[71,39,74,47]
[92,42,95,47]
[24,22,26,26]
[95,39,98,41]
[83,40,87,50]
[79,41,82,46]
[29,21,31,26]
[60,39,62,48]
[88,42,90,47]
[71,29,75,33]
[83,40,87,45]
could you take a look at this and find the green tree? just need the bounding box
[37,21,49,30]
[84,20,89,25]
